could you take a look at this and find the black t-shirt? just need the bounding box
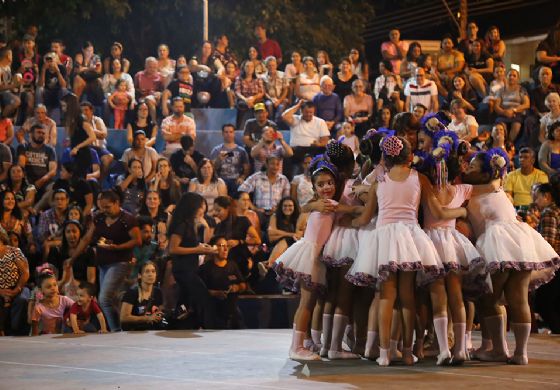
[214,215,251,241]
[122,286,163,316]
[199,260,244,291]
[16,143,57,185]
[531,84,559,114]
[333,73,358,102]
[167,80,194,112]
[466,51,491,70]
[53,178,92,209]
[169,221,200,273]
[228,244,267,282]
[243,119,278,143]
[48,246,95,281]
[536,40,560,66]
[92,209,138,265]
[130,121,156,140]
[169,149,205,179]
[43,65,67,106]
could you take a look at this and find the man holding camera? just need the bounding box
[250,125,293,173]
[37,52,67,111]
[210,123,250,196]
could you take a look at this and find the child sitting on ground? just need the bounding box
[65,282,108,334]
[31,269,74,335]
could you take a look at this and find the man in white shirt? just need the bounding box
[404,67,438,113]
[282,100,330,178]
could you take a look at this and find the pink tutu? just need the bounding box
[321,226,359,267]
[274,239,327,293]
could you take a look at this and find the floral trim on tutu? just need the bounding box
[345,261,445,288]
[321,255,354,268]
[273,262,326,295]
[487,257,560,291]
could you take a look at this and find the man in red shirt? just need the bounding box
[255,24,282,65]
[134,57,164,123]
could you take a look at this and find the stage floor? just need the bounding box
[1,329,559,389]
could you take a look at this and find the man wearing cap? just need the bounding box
[243,102,278,149]
[282,100,330,177]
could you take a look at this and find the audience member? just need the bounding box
[535,23,560,83]
[21,105,57,146]
[251,125,293,173]
[539,121,560,177]
[344,79,374,138]
[213,196,260,249]
[290,154,314,207]
[284,51,303,81]
[162,65,194,117]
[81,101,113,183]
[295,56,320,102]
[254,24,282,64]
[247,46,266,77]
[333,58,358,103]
[134,57,164,123]
[381,29,407,76]
[373,60,403,113]
[262,56,288,123]
[316,50,334,78]
[494,68,530,142]
[103,41,130,75]
[504,147,548,208]
[404,67,438,113]
[485,25,506,64]
[458,21,483,55]
[37,188,68,251]
[539,93,560,144]
[313,76,343,134]
[436,35,465,94]
[188,158,227,213]
[464,39,494,98]
[37,52,67,112]
[0,47,21,119]
[446,74,478,113]
[156,44,176,88]
[448,99,479,141]
[149,157,182,210]
[234,60,265,127]
[161,97,196,158]
[210,123,250,195]
[400,41,422,80]
[170,135,204,188]
[31,270,74,335]
[243,103,278,148]
[121,130,158,183]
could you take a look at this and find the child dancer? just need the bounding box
[31,269,75,335]
[347,135,466,366]
[108,79,132,129]
[462,148,560,365]
[422,130,497,365]
[274,157,361,361]
[319,141,361,359]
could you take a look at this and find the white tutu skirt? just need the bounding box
[425,227,492,299]
[346,221,444,288]
[274,239,327,293]
[321,226,359,267]
[476,221,560,290]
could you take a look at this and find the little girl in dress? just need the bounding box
[463,148,560,365]
[347,135,466,366]
[109,79,132,129]
[31,270,75,335]
[274,156,362,361]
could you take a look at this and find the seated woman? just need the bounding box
[464,39,494,98]
[235,191,261,235]
[539,92,560,144]
[101,58,134,108]
[117,159,146,215]
[333,57,358,103]
[157,44,176,88]
[139,190,170,227]
[126,102,158,147]
[1,165,36,218]
[295,56,320,102]
[120,261,165,331]
[188,158,227,213]
[267,197,305,265]
[284,51,304,83]
[149,157,182,211]
[0,190,36,257]
[234,60,264,127]
[400,41,423,80]
[494,69,531,142]
[445,74,478,114]
[121,130,158,183]
[48,220,96,301]
[448,99,479,142]
[485,25,506,65]
[316,50,334,78]
[213,196,260,249]
[344,79,374,138]
[199,236,246,329]
[247,46,266,77]
[538,121,560,177]
[373,60,403,113]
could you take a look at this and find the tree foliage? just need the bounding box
[1,0,374,71]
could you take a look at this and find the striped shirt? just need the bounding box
[404,80,437,111]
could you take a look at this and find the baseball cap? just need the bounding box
[254,102,266,111]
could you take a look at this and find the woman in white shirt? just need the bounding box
[447,98,479,141]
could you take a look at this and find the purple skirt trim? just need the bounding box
[487,257,560,291]
[321,255,354,268]
[273,262,326,295]
[345,261,445,288]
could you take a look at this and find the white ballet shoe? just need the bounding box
[289,348,321,361]
[328,350,361,360]
[376,356,391,366]
[509,354,528,365]
[476,349,509,363]
[436,350,452,366]
[402,349,418,365]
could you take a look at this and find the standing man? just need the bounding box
[255,24,282,65]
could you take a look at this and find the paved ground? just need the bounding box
[1,329,559,389]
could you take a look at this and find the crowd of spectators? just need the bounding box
[0,19,560,335]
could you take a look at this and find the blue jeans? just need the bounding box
[98,262,129,332]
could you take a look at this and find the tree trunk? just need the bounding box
[459,0,468,40]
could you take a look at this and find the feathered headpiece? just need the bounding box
[421,111,452,137]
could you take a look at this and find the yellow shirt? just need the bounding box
[504,168,549,207]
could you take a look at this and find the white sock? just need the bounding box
[465,330,472,349]
[311,329,322,346]
[366,330,378,353]
[379,347,389,361]
[511,323,530,358]
[433,316,450,355]
[322,314,333,350]
[292,330,305,352]
[453,323,466,356]
[329,314,348,352]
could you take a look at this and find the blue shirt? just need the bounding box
[312,92,343,123]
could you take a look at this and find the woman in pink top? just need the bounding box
[463,148,560,365]
[347,135,466,366]
[274,157,362,361]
